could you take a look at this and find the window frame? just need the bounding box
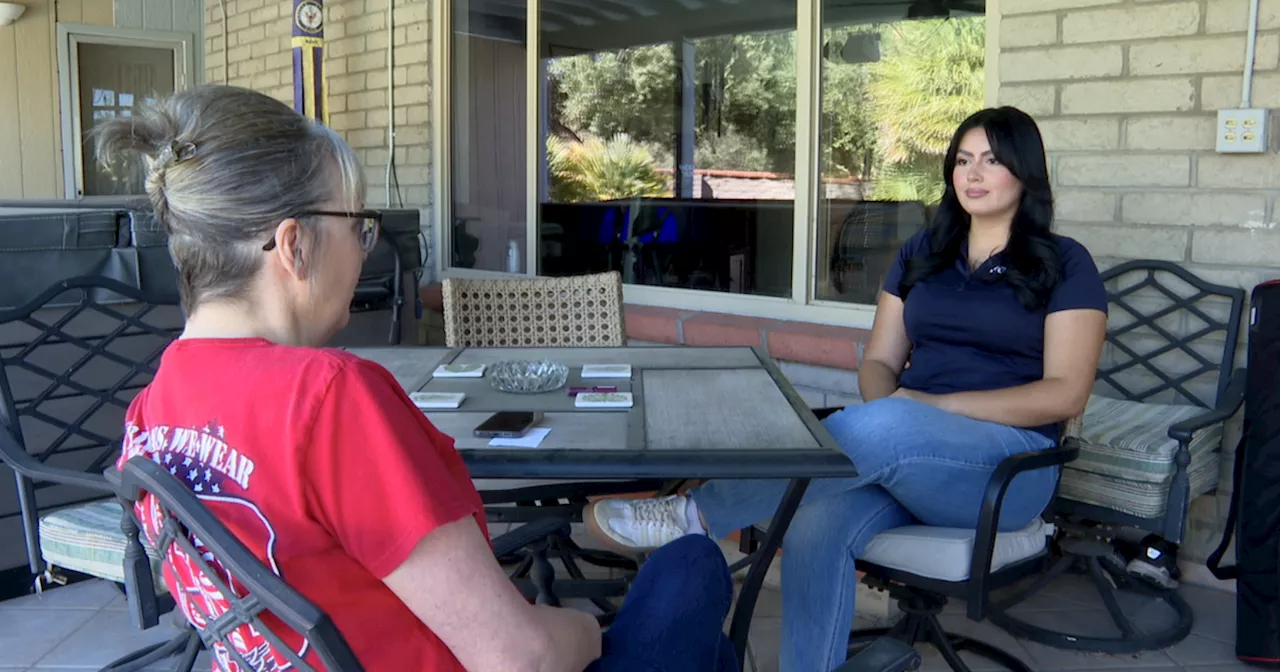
[56,23,195,199]
[431,0,924,329]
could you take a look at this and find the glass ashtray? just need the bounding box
[489,359,569,394]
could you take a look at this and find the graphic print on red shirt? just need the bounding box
[120,420,294,671]
[116,338,484,672]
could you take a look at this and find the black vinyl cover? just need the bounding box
[0,206,143,308]
[1208,279,1280,668]
[0,200,425,578]
[0,199,424,310]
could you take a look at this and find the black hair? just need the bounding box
[897,106,1061,311]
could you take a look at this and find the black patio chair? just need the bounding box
[0,275,194,671]
[731,407,1081,671]
[828,201,920,298]
[777,409,1083,672]
[842,434,1080,672]
[350,227,406,345]
[989,259,1248,653]
[114,455,363,671]
[115,455,594,670]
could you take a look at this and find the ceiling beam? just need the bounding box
[538,2,924,54]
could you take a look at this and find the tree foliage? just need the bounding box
[548,16,986,204]
[821,25,880,179]
[867,18,986,200]
[551,45,677,148]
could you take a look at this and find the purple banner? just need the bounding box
[291,0,325,123]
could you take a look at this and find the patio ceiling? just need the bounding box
[459,0,985,55]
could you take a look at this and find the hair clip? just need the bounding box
[155,140,198,169]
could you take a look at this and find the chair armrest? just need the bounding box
[1168,367,1246,443]
[491,517,572,559]
[0,431,113,493]
[832,637,921,672]
[966,438,1081,620]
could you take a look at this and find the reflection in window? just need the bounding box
[815,13,985,305]
[449,0,530,272]
[76,43,177,196]
[537,0,798,298]
[91,88,115,106]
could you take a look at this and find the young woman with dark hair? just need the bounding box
[587,106,1110,672]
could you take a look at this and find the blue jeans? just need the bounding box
[691,398,1058,672]
[589,534,738,672]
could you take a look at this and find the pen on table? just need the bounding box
[567,386,619,396]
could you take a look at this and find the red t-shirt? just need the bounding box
[116,338,485,671]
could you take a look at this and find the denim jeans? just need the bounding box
[690,398,1058,672]
[589,534,739,672]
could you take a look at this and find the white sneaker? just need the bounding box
[585,495,697,553]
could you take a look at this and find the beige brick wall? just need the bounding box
[995,0,1280,288]
[203,0,432,209]
[994,0,1280,566]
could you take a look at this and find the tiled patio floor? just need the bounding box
[0,520,1251,672]
[0,570,1249,672]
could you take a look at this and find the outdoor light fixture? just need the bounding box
[826,33,881,64]
[0,2,26,26]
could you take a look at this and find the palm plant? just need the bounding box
[867,17,985,202]
[547,134,670,203]
[870,160,947,204]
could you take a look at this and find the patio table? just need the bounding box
[347,345,859,670]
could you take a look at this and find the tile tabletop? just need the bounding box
[347,346,858,480]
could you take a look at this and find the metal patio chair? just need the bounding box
[989,259,1248,653]
[0,275,194,671]
[115,455,589,671]
[733,409,1083,672]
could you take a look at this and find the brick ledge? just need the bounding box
[421,284,868,371]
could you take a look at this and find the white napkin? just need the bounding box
[488,427,552,448]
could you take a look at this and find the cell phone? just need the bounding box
[473,411,543,439]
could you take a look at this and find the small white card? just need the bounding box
[581,364,632,379]
[575,392,634,408]
[433,363,486,378]
[488,427,552,448]
[409,392,466,409]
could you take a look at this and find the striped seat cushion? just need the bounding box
[38,500,165,590]
[1060,394,1224,518]
[1069,394,1223,484]
[1060,448,1220,519]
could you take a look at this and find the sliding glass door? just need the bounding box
[534,0,798,298]
[437,0,987,321]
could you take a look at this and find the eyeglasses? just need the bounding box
[263,210,382,253]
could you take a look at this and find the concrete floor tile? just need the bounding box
[0,608,97,668]
[32,611,183,669]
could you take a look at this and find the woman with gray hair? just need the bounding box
[103,84,738,672]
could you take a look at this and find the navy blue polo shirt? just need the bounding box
[882,229,1108,441]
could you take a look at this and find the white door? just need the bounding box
[56,24,194,198]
